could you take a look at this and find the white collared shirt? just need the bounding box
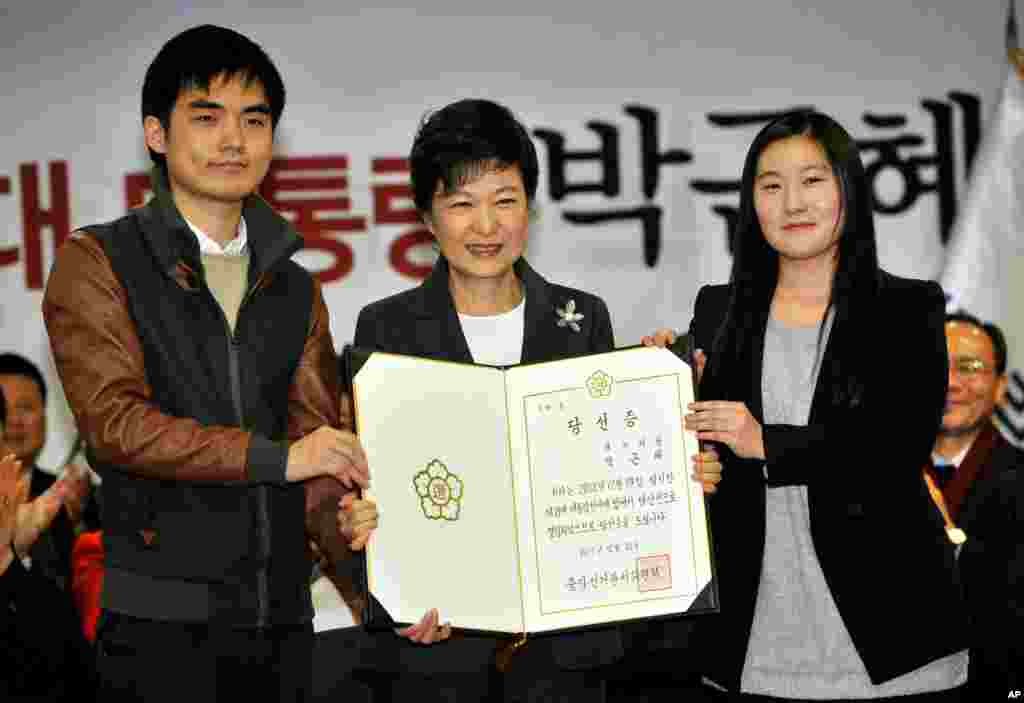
[185,216,248,257]
[932,442,971,469]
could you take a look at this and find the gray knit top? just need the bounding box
[739,314,967,698]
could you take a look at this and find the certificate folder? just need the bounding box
[350,344,717,636]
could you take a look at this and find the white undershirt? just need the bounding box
[457,296,526,367]
[932,442,971,469]
[185,215,248,257]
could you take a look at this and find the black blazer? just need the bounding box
[689,271,968,690]
[1,555,95,699]
[353,257,622,675]
[955,423,1024,693]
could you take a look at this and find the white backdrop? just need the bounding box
[0,1,1010,468]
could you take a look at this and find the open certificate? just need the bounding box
[351,345,717,635]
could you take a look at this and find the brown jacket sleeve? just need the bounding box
[43,231,260,483]
[293,280,358,564]
[288,277,341,441]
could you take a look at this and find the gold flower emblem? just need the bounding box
[586,370,613,399]
[414,459,463,521]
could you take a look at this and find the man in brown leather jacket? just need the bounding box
[42,25,376,702]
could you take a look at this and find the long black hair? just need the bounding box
[706,110,881,406]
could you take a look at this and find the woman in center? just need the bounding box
[353,98,622,702]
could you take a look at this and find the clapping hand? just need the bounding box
[58,462,91,524]
[0,454,25,571]
[14,461,69,556]
[0,453,69,568]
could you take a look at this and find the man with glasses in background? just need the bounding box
[927,312,1022,696]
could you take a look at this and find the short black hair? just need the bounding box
[141,24,286,168]
[409,99,539,215]
[947,311,1008,374]
[0,386,6,428]
[0,353,47,403]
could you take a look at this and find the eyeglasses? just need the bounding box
[950,356,994,376]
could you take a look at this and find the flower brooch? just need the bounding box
[555,299,584,333]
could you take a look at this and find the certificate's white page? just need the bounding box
[355,353,524,633]
[506,347,711,633]
[311,575,358,633]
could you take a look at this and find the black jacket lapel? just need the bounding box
[413,258,473,363]
[746,305,770,422]
[807,314,839,424]
[518,259,561,365]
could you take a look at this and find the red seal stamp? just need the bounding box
[637,554,672,592]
